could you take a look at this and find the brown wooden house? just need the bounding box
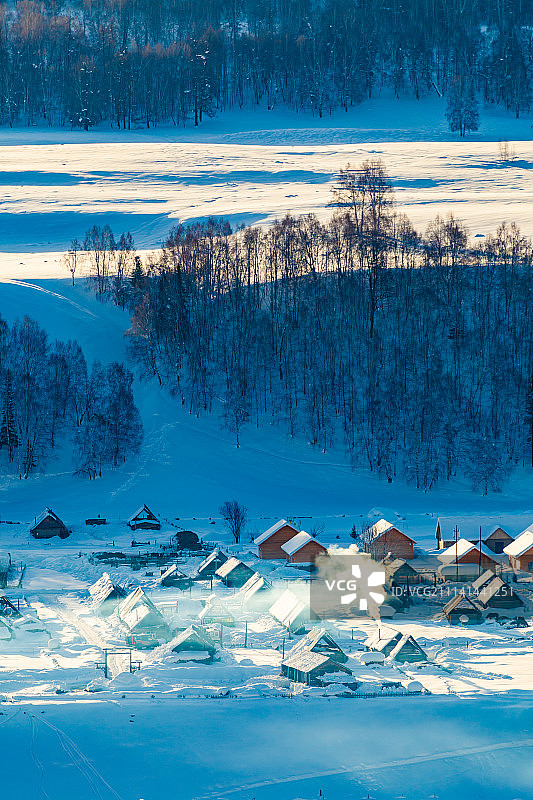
[128,505,160,531]
[438,538,498,572]
[30,509,69,539]
[281,531,328,564]
[255,519,299,559]
[504,527,533,573]
[365,519,415,560]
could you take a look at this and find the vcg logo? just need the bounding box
[311,555,386,618]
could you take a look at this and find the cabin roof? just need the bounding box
[504,527,533,558]
[89,573,126,604]
[443,592,481,614]
[471,569,496,591]
[238,572,271,601]
[286,626,346,661]
[365,628,401,651]
[196,547,227,573]
[255,519,295,545]
[31,508,65,529]
[367,518,415,543]
[159,564,188,583]
[215,557,252,578]
[388,633,427,660]
[281,531,320,556]
[438,538,497,564]
[384,559,418,579]
[168,624,216,654]
[269,589,309,628]
[128,504,158,523]
[119,587,158,619]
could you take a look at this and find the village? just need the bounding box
[0,504,532,703]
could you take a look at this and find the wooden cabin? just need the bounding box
[215,557,255,588]
[286,627,348,664]
[238,572,273,610]
[435,517,514,553]
[383,558,421,586]
[281,531,328,564]
[443,592,483,625]
[365,519,415,561]
[504,527,533,573]
[158,564,193,590]
[255,519,299,560]
[476,576,524,610]
[269,588,317,634]
[438,538,498,573]
[165,624,217,663]
[365,629,427,663]
[281,651,353,686]
[198,594,235,627]
[30,509,69,540]
[89,573,127,616]
[194,548,228,580]
[128,504,160,531]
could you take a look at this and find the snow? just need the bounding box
[1,98,533,797]
[505,527,533,557]
[281,531,313,556]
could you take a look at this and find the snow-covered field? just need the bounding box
[1,97,533,799]
[1,96,533,281]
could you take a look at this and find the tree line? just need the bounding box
[0,0,530,130]
[0,315,143,478]
[84,159,533,494]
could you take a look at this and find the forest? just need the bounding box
[0,315,143,478]
[79,160,533,494]
[0,0,530,129]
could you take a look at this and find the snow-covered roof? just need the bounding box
[238,572,271,601]
[471,569,496,591]
[367,518,414,543]
[438,538,497,564]
[128,504,158,523]
[255,519,295,545]
[286,627,347,663]
[89,573,126,604]
[158,564,189,584]
[118,587,157,619]
[281,531,313,556]
[167,624,216,655]
[269,589,309,629]
[443,592,481,614]
[388,634,427,661]
[196,547,227,574]
[31,508,65,529]
[282,650,330,673]
[504,526,533,558]
[215,557,252,579]
[121,603,165,632]
[364,628,400,652]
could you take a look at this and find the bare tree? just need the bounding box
[219,500,247,544]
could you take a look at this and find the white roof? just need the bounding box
[255,519,294,545]
[282,531,313,556]
[438,538,497,564]
[269,589,309,628]
[504,526,533,558]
